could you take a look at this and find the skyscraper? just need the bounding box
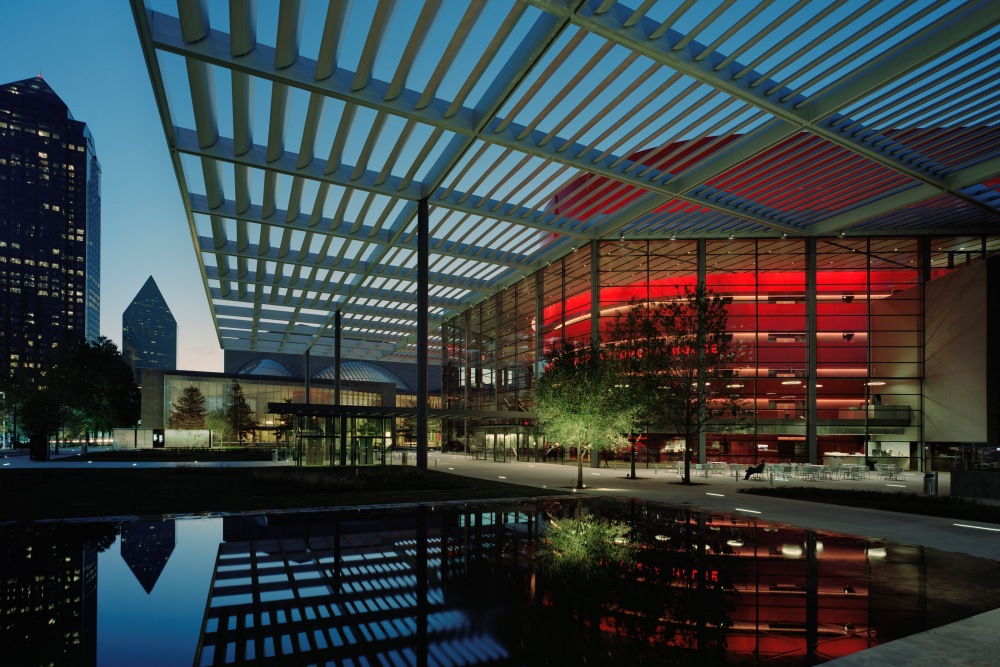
[122,276,176,384]
[0,76,100,384]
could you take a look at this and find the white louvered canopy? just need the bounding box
[131,0,1000,363]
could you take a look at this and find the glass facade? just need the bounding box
[442,236,998,470]
[161,373,385,445]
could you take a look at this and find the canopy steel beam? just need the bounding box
[188,195,543,271]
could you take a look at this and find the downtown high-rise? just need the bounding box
[0,76,100,384]
[122,276,176,385]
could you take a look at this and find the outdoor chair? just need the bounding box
[743,462,766,481]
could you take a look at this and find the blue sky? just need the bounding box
[0,0,223,371]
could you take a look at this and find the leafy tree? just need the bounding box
[226,380,257,444]
[59,406,89,440]
[50,336,139,442]
[607,286,746,484]
[395,395,440,447]
[532,341,640,489]
[170,385,207,429]
[20,385,59,446]
[0,368,31,445]
[205,407,234,444]
[274,397,295,446]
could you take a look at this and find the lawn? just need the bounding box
[0,466,562,521]
[738,486,1000,524]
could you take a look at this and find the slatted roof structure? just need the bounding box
[131,0,1000,364]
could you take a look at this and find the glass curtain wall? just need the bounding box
[441,272,540,460]
[293,414,392,467]
[162,375,383,447]
[442,236,996,467]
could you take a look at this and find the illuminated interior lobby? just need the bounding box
[440,234,1000,471]
[131,1,1000,471]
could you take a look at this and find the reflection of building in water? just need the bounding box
[587,497,1000,664]
[120,520,176,594]
[0,525,103,666]
[196,508,529,666]
[192,500,1000,666]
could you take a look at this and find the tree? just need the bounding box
[226,380,257,445]
[20,385,59,447]
[50,336,139,443]
[607,286,746,484]
[205,408,234,444]
[532,341,640,489]
[0,368,31,446]
[395,395,440,448]
[170,385,207,429]
[274,397,295,446]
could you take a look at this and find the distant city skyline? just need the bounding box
[0,1,223,371]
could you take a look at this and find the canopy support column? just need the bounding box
[806,238,818,463]
[417,198,429,470]
[336,310,346,466]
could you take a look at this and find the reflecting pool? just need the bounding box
[3,497,999,666]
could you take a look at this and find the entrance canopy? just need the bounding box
[132,0,1000,363]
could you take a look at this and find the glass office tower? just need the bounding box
[0,76,100,384]
[122,276,177,385]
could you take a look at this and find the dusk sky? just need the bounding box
[0,1,224,371]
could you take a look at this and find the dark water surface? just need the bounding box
[3,497,999,666]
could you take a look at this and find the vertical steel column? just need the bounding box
[417,198,429,470]
[697,239,707,465]
[336,311,346,466]
[495,296,501,414]
[919,236,931,472]
[464,310,471,455]
[590,241,601,469]
[806,238,818,463]
[304,349,311,405]
[535,271,544,457]
[590,241,600,345]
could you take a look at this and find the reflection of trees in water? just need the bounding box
[1,522,120,666]
[528,503,740,666]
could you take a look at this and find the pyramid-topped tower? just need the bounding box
[123,276,177,385]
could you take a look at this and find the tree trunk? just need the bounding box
[577,447,585,489]
[682,436,692,484]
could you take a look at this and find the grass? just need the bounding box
[738,486,1000,524]
[8,449,1000,524]
[51,448,275,462]
[0,466,561,521]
